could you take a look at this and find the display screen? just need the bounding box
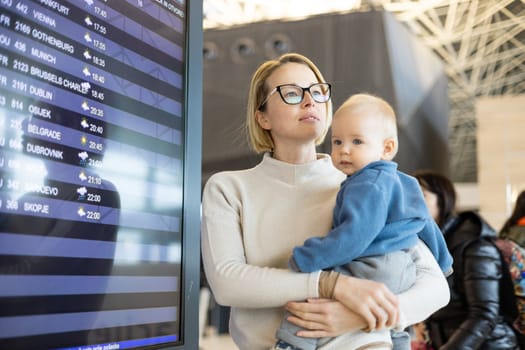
[0,0,199,349]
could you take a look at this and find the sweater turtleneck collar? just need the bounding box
[258,152,340,185]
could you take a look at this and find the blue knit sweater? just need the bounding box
[292,160,453,275]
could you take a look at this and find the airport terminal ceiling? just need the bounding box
[203,0,525,182]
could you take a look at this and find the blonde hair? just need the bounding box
[335,93,399,158]
[246,53,332,153]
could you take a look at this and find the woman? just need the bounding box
[500,190,525,247]
[413,170,520,349]
[201,53,450,350]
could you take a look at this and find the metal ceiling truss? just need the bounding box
[203,0,525,182]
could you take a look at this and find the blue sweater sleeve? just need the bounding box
[292,176,389,272]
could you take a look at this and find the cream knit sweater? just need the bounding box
[201,153,449,350]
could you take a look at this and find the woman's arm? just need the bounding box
[285,298,367,338]
[285,275,399,337]
[395,240,450,328]
[332,241,449,331]
[332,274,399,330]
[201,174,320,308]
[285,241,450,337]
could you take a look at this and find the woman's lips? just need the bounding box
[299,114,320,121]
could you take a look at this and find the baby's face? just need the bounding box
[330,111,387,175]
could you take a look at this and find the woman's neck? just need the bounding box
[271,145,317,164]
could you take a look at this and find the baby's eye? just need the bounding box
[352,139,363,145]
[332,139,342,146]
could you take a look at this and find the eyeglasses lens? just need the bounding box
[310,84,330,103]
[280,83,330,105]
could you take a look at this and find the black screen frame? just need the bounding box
[176,0,203,349]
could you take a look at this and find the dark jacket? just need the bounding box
[426,211,520,350]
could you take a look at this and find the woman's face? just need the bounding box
[421,187,440,222]
[255,62,327,149]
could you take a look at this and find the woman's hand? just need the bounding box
[285,298,366,338]
[333,275,399,331]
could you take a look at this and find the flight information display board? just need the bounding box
[0,1,202,349]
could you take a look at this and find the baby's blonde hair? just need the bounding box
[335,93,398,158]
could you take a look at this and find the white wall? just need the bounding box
[455,182,479,212]
[476,95,525,231]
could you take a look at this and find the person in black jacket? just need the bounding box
[413,170,520,350]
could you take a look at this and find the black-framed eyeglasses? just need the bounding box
[258,83,331,110]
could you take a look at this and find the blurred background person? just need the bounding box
[412,170,520,350]
[500,190,525,247]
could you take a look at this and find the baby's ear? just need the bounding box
[382,138,397,160]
